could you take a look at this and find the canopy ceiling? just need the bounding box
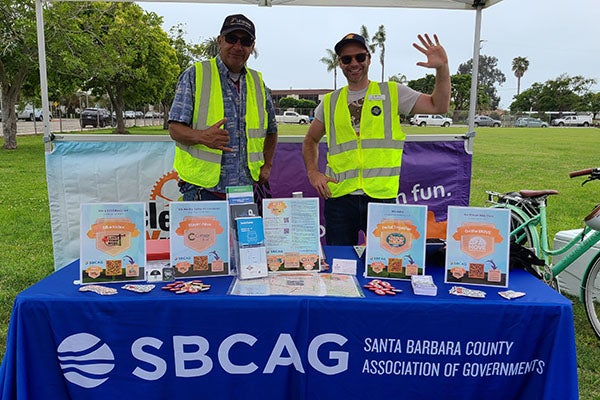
[52,0,503,10]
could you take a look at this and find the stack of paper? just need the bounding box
[411,275,437,296]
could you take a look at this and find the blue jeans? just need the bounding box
[324,194,396,245]
[178,182,225,201]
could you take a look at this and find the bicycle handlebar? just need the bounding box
[569,168,594,178]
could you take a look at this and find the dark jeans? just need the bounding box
[179,182,225,201]
[324,194,396,246]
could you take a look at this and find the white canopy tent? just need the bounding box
[34,0,503,269]
[35,0,503,152]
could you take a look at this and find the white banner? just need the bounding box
[46,139,179,270]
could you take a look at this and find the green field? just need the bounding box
[1,125,599,397]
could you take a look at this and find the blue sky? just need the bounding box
[140,0,600,109]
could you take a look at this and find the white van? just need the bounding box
[551,115,592,127]
[410,114,453,127]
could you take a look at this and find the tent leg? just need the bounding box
[35,0,52,152]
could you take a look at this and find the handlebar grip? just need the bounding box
[569,168,594,178]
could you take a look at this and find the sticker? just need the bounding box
[368,94,386,101]
[498,290,525,300]
[79,285,117,295]
[371,105,382,116]
[122,284,155,293]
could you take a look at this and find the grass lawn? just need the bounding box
[1,125,600,397]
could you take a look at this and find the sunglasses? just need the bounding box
[224,33,254,47]
[339,53,369,65]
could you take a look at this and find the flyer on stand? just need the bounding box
[80,202,146,284]
[169,201,230,278]
[365,203,428,280]
[445,206,511,288]
[262,197,321,272]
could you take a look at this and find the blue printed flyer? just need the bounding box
[80,202,146,284]
[169,201,230,278]
[365,203,428,280]
[445,206,511,288]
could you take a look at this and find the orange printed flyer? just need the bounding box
[80,203,146,284]
[444,206,511,288]
[365,203,428,280]
[169,201,230,278]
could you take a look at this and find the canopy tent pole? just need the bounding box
[466,5,483,152]
[35,0,52,152]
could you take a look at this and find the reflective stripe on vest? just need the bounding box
[174,59,267,187]
[324,81,405,199]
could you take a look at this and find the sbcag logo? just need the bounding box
[132,333,349,380]
[59,332,349,388]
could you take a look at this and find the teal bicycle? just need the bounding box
[486,167,600,338]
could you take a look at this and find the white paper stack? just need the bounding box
[411,275,437,296]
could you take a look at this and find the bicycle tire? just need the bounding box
[582,254,600,339]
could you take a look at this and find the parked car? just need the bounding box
[124,110,136,119]
[515,117,548,128]
[473,115,501,127]
[551,115,592,127]
[80,108,114,128]
[16,104,52,121]
[410,114,453,127]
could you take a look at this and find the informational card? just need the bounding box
[445,206,511,288]
[262,197,321,272]
[80,202,146,284]
[169,201,230,278]
[365,203,428,280]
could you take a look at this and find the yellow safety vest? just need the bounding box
[173,58,268,188]
[324,81,405,199]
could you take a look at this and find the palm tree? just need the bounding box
[359,25,376,54]
[389,73,408,85]
[320,49,338,89]
[512,56,529,96]
[371,25,386,82]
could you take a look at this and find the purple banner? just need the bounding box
[268,140,472,239]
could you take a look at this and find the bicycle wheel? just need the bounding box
[583,254,600,339]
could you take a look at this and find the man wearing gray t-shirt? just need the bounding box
[302,32,451,245]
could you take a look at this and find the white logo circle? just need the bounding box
[57,333,115,389]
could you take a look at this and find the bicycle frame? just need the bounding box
[493,199,600,300]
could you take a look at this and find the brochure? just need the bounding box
[226,185,257,273]
[80,202,146,284]
[236,216,268,280]
[169,201,230,278]
[262,197,321,272]
[445,206,511,288]
[365,203,428,280]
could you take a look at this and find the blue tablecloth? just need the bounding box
[0,246,578,400]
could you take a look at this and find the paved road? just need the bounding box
[12,117,164,135]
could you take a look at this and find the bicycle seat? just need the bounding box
[519,189,559,198]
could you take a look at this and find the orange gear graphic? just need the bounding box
[150,170,180,202]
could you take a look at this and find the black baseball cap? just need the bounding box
[220,14,255,40]
[334,33,369,55]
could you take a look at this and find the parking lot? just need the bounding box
[13,117,164,135]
